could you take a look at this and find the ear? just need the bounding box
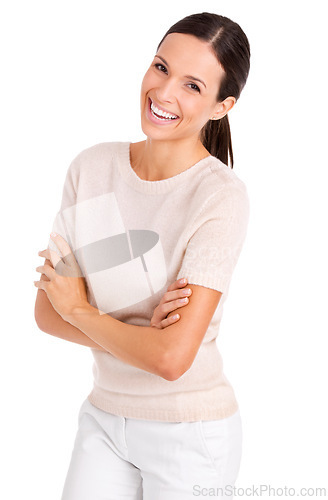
[211,96,236,121]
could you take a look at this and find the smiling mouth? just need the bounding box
[149,98,179,121]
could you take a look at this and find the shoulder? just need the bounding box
[61,141,129,191]
[68,141,126,172]
[195,155,250,218]
[206,156,248,196]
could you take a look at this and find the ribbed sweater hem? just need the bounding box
[87,391,239,423]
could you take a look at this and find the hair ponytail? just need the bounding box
[157,12,250,170]
[201,115,233,168]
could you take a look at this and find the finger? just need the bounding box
[38,247,62,268]
[46,246,77,270]
[38,249,49,257]
[166,278,188,292]
[49,248,62,268]
[38,248,56,263]
[54,259,84,278]
[161,313,180,329]
[36,254,83,278]
[162,288,192,305]
[49,233,83,277]
[34,279,48,291]
[160,297,189,320]
[35,264,57,280]
[50,233,75,261]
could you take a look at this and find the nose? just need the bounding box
[155,77,177,104]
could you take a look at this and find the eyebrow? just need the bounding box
[154,55,207,89]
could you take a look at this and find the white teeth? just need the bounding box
[150,100,178,120]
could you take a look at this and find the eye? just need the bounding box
[154,63,168,74]
[187,83,201,93]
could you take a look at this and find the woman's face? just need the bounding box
[140,32,228,144]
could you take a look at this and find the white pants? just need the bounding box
[61,399,243,500]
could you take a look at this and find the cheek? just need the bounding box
[197,101,215,122]
[183,102,212,131]
[184,101,208,122]
[141,69,157,95]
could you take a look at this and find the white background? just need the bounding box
[1,0,327,498]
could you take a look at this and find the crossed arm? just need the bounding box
[34,258,222,381]
[34,258,191,351]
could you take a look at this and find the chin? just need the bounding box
[140,119,172,141]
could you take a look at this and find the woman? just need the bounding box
[34,12,251,500]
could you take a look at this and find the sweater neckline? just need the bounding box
[117,141,215,194]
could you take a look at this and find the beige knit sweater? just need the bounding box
[48,141,250,422]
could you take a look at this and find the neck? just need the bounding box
[130,137,210,181]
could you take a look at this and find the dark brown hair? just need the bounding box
[157,12,250,168]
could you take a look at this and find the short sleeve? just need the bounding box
[176,183,250,295]
[47,157,78,257]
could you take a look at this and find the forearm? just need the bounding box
[35,262,179,378]
[34,289,106,351]
[66,303,170,379]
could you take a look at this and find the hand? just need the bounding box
[34,232,88,321]
[150,278,192,330]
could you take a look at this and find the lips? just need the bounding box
[148,98,179,122]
